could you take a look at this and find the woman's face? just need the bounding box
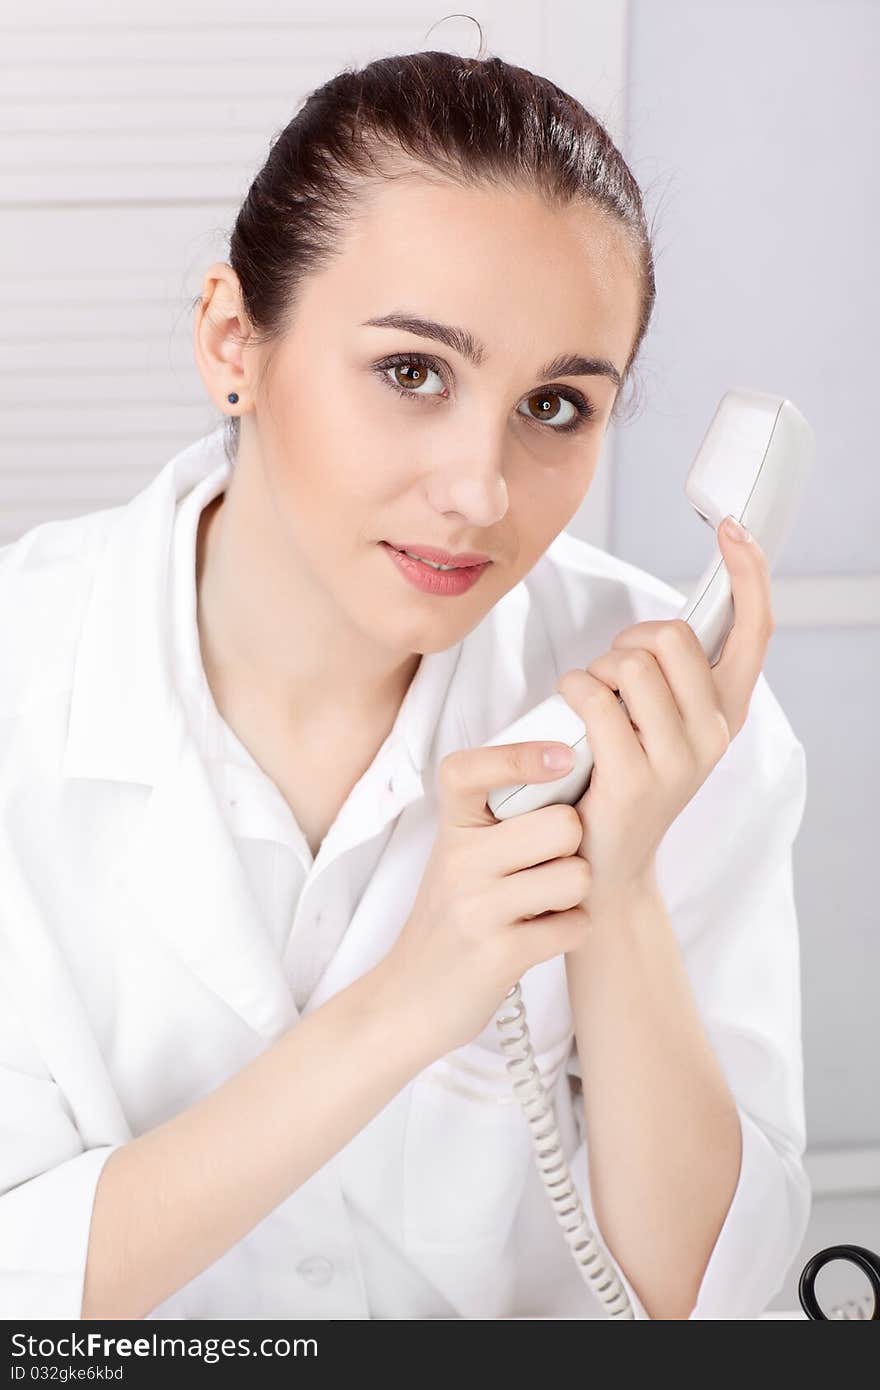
[227,175,642,655]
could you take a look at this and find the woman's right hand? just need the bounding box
[378,741,592,1059]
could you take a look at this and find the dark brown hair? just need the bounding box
[200,24,659,465]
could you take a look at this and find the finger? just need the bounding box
[556,666,647,784]
[711,516,775,732]
[611,511,775,744]
[513,906,592,976]
[499,853,591,923]
[437,740,576,828]
[584,647,691,776]
[610,620,729,765]
[492,802,585,876]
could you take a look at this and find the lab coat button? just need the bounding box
[295,1255,335,1286]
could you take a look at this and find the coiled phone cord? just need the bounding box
[497,988,878,1323]
[495,981,635,1319]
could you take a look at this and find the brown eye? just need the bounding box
[376,353,446,399]
[520,389,577,429]
[393,362,432,390]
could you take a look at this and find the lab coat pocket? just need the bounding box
[402,1031,574,1253]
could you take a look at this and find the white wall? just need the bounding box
[614,0,880,1145]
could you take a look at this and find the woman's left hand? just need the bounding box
[557,515,775,911]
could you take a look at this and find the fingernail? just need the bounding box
[723,515,751,543]
[543,745,574,770]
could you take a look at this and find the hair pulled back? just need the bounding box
[206,26,658,464]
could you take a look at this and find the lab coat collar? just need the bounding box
[62,428,221,787]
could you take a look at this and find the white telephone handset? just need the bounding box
[486,388,815,1318]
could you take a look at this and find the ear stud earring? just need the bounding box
[227,392,239,405]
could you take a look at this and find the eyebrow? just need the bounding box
[361,311,622,389]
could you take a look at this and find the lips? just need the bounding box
[384,541,491,569]
[381,542,490,596]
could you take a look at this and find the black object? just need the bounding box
[798,1244,880,1319]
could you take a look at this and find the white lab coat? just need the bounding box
[0,427,810,1321]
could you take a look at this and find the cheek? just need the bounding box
[541,452,601,533]
[270,402,363,506]
[510,468,588,547]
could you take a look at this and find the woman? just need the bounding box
[0,47,809,1321]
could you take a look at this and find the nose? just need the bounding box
[426,451,509,531]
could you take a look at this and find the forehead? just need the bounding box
[301,173,641,369]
